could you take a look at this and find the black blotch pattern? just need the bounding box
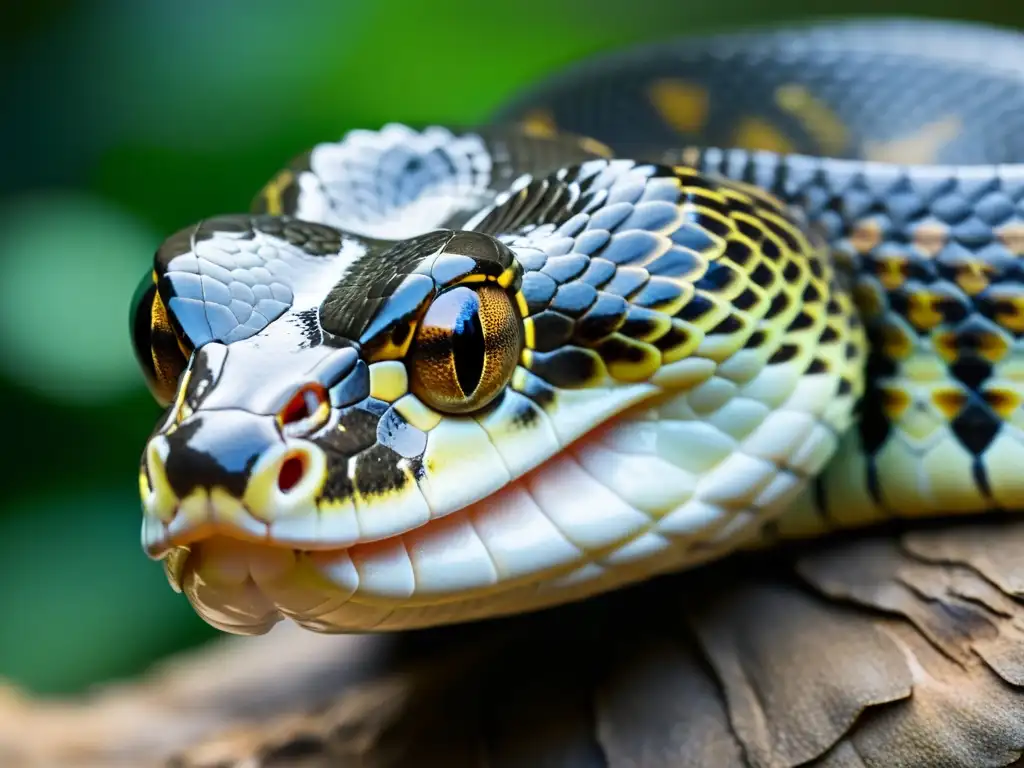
[530,348,600,388]
[533,310,577,351]
[950,357,993,391]
[744,330,766,348]
[782,261,801,282]
[787,311,815,331]
[768,344,799,364]
[765,293,790,319]
[676,294,715,322]
[950,400,1002,455]
[324,407,380,456]
[597,335,648,365]
[574,295,628,343]
[353,443,409,497]
[709,315,743,335]
[517,371,557,408]
[750,263,775,287]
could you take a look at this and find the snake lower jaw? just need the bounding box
[147,432,799,635]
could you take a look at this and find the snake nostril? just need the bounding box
[278,383,330,437]
[278,453,307,493]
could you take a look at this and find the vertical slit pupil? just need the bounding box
[452,310,485,396]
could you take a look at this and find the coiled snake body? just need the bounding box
[131,18,1024,637]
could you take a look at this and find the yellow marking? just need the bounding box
[368,360,409,402]
[393,394,442,432]
[210,486,251,527]
[880,321,912,360]
[906,293,945,331]
[513,291,530,321]
[179,489,211,526]
[242,443,327,523]
[932,387,967,420]
[660,319,704,364]
[993,295,1024,333]
[774,84,848,156]
[878,386,911,421]
[596,334,661,382]
[648,79,709,134]
[875,255,908,291]
[863,116,963,164]
[933,331,959,364]
[956,262,992,296]
[522,316,537,349]
[143,443,178,523]
[731,117,796,154]
[260,169,295,216]
[983,387,1021,419]
[977,331,1011,364]
[367,324,418,363]
[162,546,190,594]
[317,495,357,517]
[625,310,673,343]
[163,368,193,434]
[520,109,558,138]
[497,267,519,289]
[579,137,614,157]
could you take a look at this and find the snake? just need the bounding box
[129,18,1024,637]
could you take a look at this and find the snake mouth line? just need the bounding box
[145,424,648,620]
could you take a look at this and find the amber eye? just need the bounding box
[278,383,330,437]
[408,284,522,414]
[130,271,190,407]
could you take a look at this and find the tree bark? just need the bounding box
[4,519,1024,768]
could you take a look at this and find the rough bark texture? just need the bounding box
[4,518,1024,768]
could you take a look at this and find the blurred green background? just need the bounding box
[2,0,1023,696]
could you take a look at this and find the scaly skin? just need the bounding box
[129,19,1024,636]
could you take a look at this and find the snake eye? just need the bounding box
[130,271,190,407]
[278,383,330,437]
[408,284,522,414]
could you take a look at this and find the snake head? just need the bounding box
[130,215,570,633]
[139,340,363,546]
[131,154,863,636]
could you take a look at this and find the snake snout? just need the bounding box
[161,411,277,499]
[141,408,328,555]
